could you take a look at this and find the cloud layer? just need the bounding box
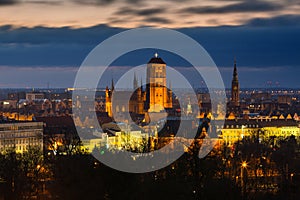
[1,14,300,87]
[1,0,300,87]
[182,0,283,14]
[0,0,18,5]
[1,0,299,28]
[2,15,299,67]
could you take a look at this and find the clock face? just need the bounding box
[233,86,238,90]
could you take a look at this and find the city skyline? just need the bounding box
[1,1,300,199]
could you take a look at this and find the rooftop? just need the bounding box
[147,53,166,64]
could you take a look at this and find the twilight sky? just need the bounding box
[0,0,300,88]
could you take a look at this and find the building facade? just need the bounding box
[227,59,241,115]
[26,92,45,101]
[145,53,172,112]
[0,122,43,153]
[105,54,173,117]
[218,118,300,146]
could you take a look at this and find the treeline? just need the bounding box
[1,137,300,200]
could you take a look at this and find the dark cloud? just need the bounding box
[0,0,61,6]
[73,0,115,6]
[0,24,124,45]
[73,0,146,6]
[115,7,139,15]
[0,24,125,66]
[0,25,13,31]
[143,17,172,24]
[125,0,140,3]
[1,21,300,87]
[107,17,130,24]
[116,7,166,16]
[113,7,169,25]
[0,0,18,5]
[73,0,188,6]
[26,0,62,5]
[137,8,166,16]
[246,15,300,27]
[182,0,283,14]
[1,21,299,68]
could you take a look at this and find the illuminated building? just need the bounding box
[145,53,172,112]
[105,78,146,117]
[83,130,150,153]
[36,116,76,154]
[105,54,173,117]
[218,118,300,146]
[0,122,43,153]
[2,112,34,121]
[227,59,241,115]
[105,81,114,117]
[26,92,45,101]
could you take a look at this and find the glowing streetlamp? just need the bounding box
[241,161,247,196]
[241,161,247,168]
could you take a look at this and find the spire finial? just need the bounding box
[133,72,138,89]
[111,78,114,91]
[154,52,158,58]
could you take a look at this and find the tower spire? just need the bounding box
[231,58,240,107]
[233,57,238,82]
[111,79,114,91]
[133,72,138,89]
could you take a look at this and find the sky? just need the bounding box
[0,0,300,88]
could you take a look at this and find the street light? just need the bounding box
[241,161,247,196]
[241,161,247,168]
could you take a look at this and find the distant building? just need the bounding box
[197,93,211,104]
[231,59,240,107]
[227,59,241,114]
[0,122,43,153]
[218,118,300,146]
[197,93,212,114]
[251,92,271,101]
[7,91,26,100]
[36,116,77,154]
[105,54,173,117]
[0,100,17,109]
[26,92,45,101]
[278,95,292,105]
[145,53,172,112]
[48,92,71,100]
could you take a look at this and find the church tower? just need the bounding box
[105,85,112,117]
[231,59,240,106]
[146,53,172,112]
[105,79,115,117]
